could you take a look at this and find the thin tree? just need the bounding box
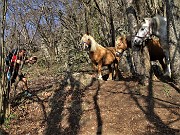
[0,0,8,124]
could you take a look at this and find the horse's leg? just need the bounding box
[163,49,171,78]
[92,63,98,71]
[113,63,116,80]
[97,62,103,80]
[159,37,171,78]
[91,63,98,78]
[158,59,166,73]
[107,65,113,80]
[150,61,159,80]
[113,61,120,81]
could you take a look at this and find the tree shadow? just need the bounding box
[63,71,83,135]
[152,64,180,93]
[144,67,179,134]
[10,84,53,124]
[10,84,52,107]
[158,77,180,94]
[124,66,180,134]
[93,81,103,135]
[149,64,180,93]
[44,70,97,135]
[8,70,97,135]
[44,76,67,135]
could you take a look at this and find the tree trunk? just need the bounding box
[0,0,8,123]
[126,0,151,85]
[124,0,138,76]
[108,1,115,46]
[166,0,180,86]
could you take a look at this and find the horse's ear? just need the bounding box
[144,18,152,23]
[80,33,83,37]
[140,17,148,23]
[141,18,147,23]
[86,31,90,35]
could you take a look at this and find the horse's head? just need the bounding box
[133,18,153,49]
[115,35,128,57]
[80,34,92,51]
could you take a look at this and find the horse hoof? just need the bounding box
[107,77,113,81]
[152,75,159,81]
[139,78,149,86]
[114,78,120,81]
[163,72,171,78]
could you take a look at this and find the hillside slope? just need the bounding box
[2,71,180,135]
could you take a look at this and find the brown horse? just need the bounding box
[80,34,120,80]
[115,35,166,73]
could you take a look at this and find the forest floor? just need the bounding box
[1,65,180,135]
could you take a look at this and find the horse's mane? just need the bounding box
[85,34,105,52]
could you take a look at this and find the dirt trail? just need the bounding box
[2,73,180,135]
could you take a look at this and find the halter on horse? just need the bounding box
[132,15,171,78]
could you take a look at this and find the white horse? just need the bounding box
[133,15,171,78]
